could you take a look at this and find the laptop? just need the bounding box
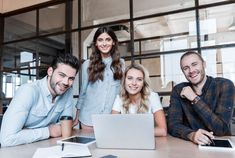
[92,114,155,150]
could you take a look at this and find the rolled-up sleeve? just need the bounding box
[0,85,50,147]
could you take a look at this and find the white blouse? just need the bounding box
[112,91,163,114]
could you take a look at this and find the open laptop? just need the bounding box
[92,114,155,150]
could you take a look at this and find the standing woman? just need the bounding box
[112,63,167,136]
[73,26,124,129]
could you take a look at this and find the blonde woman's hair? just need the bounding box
[120,63,151,113]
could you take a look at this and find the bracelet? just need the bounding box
[191,96,200,104]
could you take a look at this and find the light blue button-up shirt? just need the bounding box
[77,57,124,126]
[0,76,73,147]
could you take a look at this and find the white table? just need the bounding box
[1,129,235,158]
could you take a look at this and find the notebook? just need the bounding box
[92,114,155,150]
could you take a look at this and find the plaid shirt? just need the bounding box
[168,76,235,140]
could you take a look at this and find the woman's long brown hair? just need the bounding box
[88,26,123,83]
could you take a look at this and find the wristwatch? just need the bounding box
[60,116,73,120]
[191,96,200,104]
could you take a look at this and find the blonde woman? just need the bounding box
[112,63,167,136]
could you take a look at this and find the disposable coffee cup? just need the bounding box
[60,116,73,138]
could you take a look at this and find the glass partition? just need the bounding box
[4,11,36,42]
[139,51,186,107]
[2,33,65,99]
[201,47,235,82]
[199,0,229,5]
[133,11,196,56]
[3,41,36,69]
[2,0,235,115]
[133,0,195,18]
[81,0,129,27]
[199,3,235,47]
[39,3,65,35]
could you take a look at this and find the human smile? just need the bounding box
[101,46,110,50]
[128,85,140,91]
[189,71,200,79]
[58,83,68,92]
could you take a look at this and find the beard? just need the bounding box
[49,76,69,96]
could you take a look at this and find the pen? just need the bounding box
[207,136,215,146]
[62,143,64,151]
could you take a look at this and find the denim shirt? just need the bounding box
[76,57,124,126]
[0,76,73,147]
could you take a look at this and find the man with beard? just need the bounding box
[0,53,80,147]
[168,51,235,145]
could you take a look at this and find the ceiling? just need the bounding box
[0,0,51,13]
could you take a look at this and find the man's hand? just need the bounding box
[180,86,198,101]
[188,129,214,145]
[49,124,62,137]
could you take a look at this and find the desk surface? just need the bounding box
[1,129,235,158]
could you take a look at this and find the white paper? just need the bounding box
[32,144,91,158]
